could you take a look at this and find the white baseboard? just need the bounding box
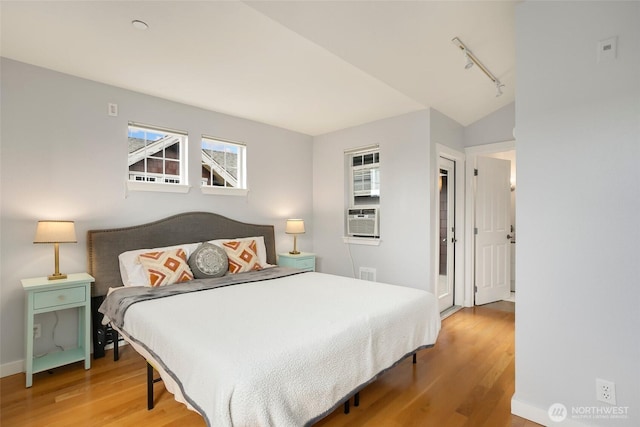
[0,341,128,379]
[512,395,590,427]
[1,359,24,378]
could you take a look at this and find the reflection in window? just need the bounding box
[201,136,246,189]
[128,123,187,185]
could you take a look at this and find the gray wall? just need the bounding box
[464,102,515,147]
[312,110,432,290]
[312,108,464,295]
[513,2,639,425]
[0,59,313,370]
[430,108,464,151]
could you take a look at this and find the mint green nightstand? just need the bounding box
[22,273,94,387]
[278,252,316,272]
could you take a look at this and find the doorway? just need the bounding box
[464,141,516,306]
[434,144,465,314]
[437,157,456,312]
[484,150,516,299]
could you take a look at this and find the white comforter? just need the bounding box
[118,272,441,426]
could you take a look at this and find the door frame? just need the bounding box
[433,144,466,309]
[464,140,515,306]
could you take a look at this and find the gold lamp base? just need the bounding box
[289,235,301,255]
[48,243,67,280]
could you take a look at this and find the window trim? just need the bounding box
[200,186,249,197]
[126,181,191,193]
[342,236,382,246]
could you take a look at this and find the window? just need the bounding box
[201,136,246,194]
[348,147,380,207]
[127,122,188,190]
[344,145,381,244]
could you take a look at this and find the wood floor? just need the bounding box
[1,303,540,427]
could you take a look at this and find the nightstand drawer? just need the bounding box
[278,252,316,272]
[33,286,86,310]
[293,258,315,270]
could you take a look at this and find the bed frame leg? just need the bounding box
[147,361,164,410]
[147,362,154,410]
[343,392,360,415]
[413,353,417,364]
[113,330,120,361]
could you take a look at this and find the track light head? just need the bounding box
[464,51,474,69]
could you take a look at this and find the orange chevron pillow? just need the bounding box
[222,239,263,274]
[138,248,194,287]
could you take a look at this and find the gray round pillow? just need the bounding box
[188,243,228,279]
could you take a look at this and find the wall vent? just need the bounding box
[359,267,377,282]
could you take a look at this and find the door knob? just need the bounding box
[507,234,513,239]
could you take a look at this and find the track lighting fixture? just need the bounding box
[452,37,504,97]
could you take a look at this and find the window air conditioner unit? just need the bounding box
[347,208,379,238]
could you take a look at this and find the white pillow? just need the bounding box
[208,236,275,268]
[119,242,200,286]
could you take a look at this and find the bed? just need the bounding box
[89,212,441,426]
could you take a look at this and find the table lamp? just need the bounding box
[285,219,305,255]
[34,220,77,280]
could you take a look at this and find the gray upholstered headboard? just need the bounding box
[87,212,276,297]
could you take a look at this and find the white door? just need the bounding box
[438,157,456,312]
[475,156,511,305]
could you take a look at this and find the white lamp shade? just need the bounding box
[34,221,77,243]
[285,219,305,234]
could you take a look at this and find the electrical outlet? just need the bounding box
[596,378,616,405]
[33,323,42,339]
[597,36,617,63]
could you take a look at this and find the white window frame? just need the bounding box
[126,122,190,193]
[344,144,381,244]
[347,146,380,208]
[200,135,248,197]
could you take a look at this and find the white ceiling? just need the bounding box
[0,1,516,136]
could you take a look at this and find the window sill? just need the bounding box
[343,236,381,246]
[126,181,191,193]
[200,186,249,197]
